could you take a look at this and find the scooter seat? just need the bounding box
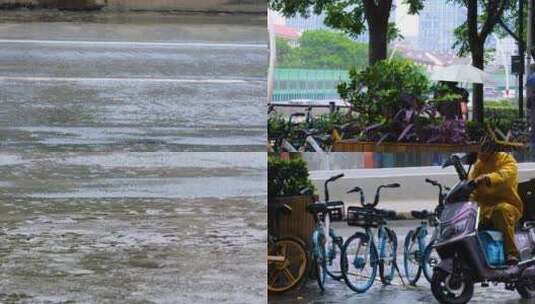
[411,210,431,219]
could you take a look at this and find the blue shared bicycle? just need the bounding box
[403,178,449,285]
[303,173,345,291]
[341,183,402,293]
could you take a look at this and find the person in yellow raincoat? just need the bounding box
[468,147,523,265]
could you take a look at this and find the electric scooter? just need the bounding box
[431,153,535,304]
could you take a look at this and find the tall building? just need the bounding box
[417,1,466,53]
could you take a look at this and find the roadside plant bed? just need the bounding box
[268,156,316,246]
[268,60,529,149]
[332,140,481,152]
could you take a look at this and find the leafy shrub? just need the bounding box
[337,58,431,125]
[268,156,315,201]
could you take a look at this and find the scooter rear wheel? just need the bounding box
[431,268,473,304]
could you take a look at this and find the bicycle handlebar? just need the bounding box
[372,183,401,207]
[347,186,365,205]
[325,173,344,202]
[327,173,344,182]
[425,178,439,186]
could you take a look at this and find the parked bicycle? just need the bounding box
[303,173,345,291]
[269,111,329,153]
[403,178,449,285]
[341,183,402,293]
[267,202,308,293]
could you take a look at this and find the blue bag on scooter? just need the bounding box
[479,231,505,266]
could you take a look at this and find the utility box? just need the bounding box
[512,55,525,75]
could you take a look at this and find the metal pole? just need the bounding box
[267,9,276,104]
[529,0,535,151]
[518,0,525,118]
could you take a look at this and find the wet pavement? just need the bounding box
[0,152,267,303]
[269,221,530,304]
[0,11,267,152]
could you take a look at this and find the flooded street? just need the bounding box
[0,152,267,303]
[0,11,267,152]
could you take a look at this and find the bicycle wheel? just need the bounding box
[422,239,440,283]
[268,237,308,293]
[325,235,343,280]
[403,229,422,285]
[379,227,397,285]
[312,232,327,291]
[341,232,378,293]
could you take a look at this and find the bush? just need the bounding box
[337,58,431,125]
[268,156,315,201]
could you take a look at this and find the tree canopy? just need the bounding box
[276,30,368,70]
[269,0,425,64]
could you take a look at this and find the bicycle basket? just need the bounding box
[317,201,345,222]
[327,201,345,222]
[346,206,381,228]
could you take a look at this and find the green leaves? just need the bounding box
[337,58,431,125]
[269,0,426,64]
[277,30,368,69]
[268,156,316,200]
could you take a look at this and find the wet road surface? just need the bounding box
[0,152,267,303]
[269,221,529,304]
[0,11,267,152]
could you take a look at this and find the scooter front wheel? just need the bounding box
[431,268,474,304]
[517,279,535,298]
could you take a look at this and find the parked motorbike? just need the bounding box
[431,153,535,304]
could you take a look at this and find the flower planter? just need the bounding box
[270,195,315,248]
[332,140,481,152]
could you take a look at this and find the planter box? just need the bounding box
[270,195,315,248]
[333,140,481,152]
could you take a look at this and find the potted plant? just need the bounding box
[268,155,316,246]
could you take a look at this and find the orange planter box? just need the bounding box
[333,140,481,153]
[270,195,315,248]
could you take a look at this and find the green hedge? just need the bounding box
[268,156,315,201]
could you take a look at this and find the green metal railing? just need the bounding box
[272,68,349,101]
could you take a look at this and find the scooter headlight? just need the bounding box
[440,217,469,241]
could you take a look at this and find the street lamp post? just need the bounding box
[529,0,535,149]
[518,0,525,118]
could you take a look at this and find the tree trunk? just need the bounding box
[367,18,388,65]
[364,0,390,65]
[472,45,485,123]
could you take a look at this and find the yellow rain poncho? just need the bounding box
[468,152,523,257]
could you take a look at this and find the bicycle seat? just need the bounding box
[411,210,431,220]
[302,128,319,136]
[306,203,327,215]
[377,209,397,219]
